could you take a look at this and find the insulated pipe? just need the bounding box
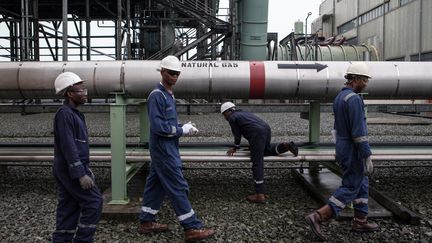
[3,149,432,156]
[276,44,379,61]
[1,154,432,163]
[0,61,432,100]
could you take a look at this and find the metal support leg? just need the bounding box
[308,101,321,176]
[109,94,129,205]
[308,101,320,144]
[139,102,150,145]
[138,101,151,174]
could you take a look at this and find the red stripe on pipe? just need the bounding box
[249,62,265,99]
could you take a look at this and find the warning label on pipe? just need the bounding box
[181,62,239,68]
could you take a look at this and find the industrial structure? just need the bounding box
[0,0,381,62]
[0,0,269,61]
[312,0,432,61]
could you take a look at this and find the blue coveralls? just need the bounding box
[329,87,372,217]
[52,103,103,243]
[139,83,202,230]
[227,110,289,194]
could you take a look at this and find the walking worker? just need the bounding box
[138,55,215,242]
[52,72,103,243]
[221,102,298,203]
[305,62,378,241]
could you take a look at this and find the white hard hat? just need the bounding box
[54,72,85,95]
[158,55,181,72]
[220,101,236,114]
[345,62,372,79]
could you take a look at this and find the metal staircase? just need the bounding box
[147,0,231,60]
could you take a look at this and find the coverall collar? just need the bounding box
[342,86,357,93]
[63,100,80,112]
[158,82,175,98]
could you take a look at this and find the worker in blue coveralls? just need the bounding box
[221,102,298,203]
[52,72,103,243]
[305,62,378,241]
[138,56,215,242]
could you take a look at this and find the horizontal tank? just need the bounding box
[277,44,379,61]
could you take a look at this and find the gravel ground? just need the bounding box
[1,110,432,242]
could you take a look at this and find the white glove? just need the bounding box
[79,175,95,190]
[364,156,374,176]
[182,121,199,135]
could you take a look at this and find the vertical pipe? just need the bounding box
[229,0,236,60]
[309,101,320,144]
[33,0,39,60]
[116,0,122,60]
[210,0,216,60]
[139,102,150,145]
[239,0,268,60]
[54,21,58,60]
[86,0,91,60]
[20,0,25,60]
[126,0,131,59]
[382,0,386,60]
[418,0,423,61]
[332,0,335,36]
[24,0,30,59]
[356,0,359,42]
[9,22,15,61]
[62,0,68,61]
[79,20,83,61]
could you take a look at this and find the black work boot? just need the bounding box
[352,211,379,232]
[305,204,333,241]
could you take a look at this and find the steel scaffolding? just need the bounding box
[0,0,232,61]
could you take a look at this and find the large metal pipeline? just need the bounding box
[0,61,431,100]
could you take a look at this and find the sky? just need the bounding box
[267,0,322,38]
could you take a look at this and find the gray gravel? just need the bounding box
[1,110,432,242]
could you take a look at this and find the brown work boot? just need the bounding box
[138,221,169,234]
[283,141,298,157]
[184,228,215,242]
[246,193,266,204]
[305,204,333,241]
[352,211,379,232]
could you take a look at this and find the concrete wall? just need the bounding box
[359,0,384,14]
[385,1,420,60]
[334,0,357,27]
[421,0,432,53]
[358,17,384,59]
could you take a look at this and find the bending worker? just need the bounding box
[305,62,378,241]
[221,102,298,203]
[138,55,215,242]
[52,72,103,242]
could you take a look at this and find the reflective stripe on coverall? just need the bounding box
[52,103,102,243]
[329,87,372,217]
[139,83,202,230]
[228,110,290,194]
